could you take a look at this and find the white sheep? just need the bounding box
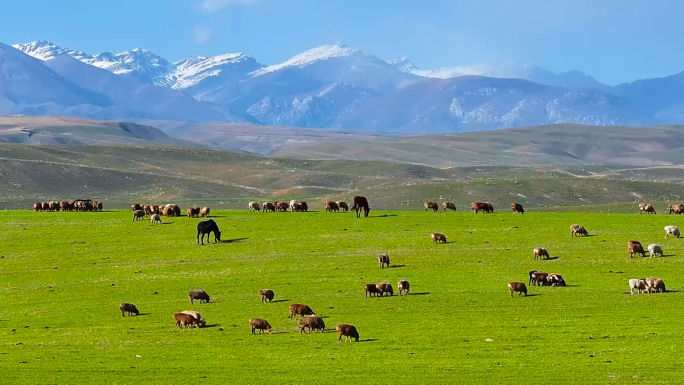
[629,278,647,294]
[648,244,663,258]
[664,226,680,239]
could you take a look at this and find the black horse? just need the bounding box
[197,219,221,245]
[351,196,371,218]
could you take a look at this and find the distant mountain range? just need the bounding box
[3,40,684,133]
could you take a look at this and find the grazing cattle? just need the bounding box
[375,283,394,297]
[149,204,160,215]
[364,283,381,298]
[398,280,410,296]
[639,203,656,214]
[189,289,211,304]
[629,278,648,294]
[249,318,272,334]
[424,201,438,212]
[300,202,308,212]
[511,203,524,214]
[143,204,153,215]
[197,219,221,245]
[648,244,663,258]
[172,205,182,217]
[291,202,303,212]
[529,271,549,286]
[187,207,200,218]
[534,247,549,261]
[297,316,326,334]
[646,278,666,294]
[94,201,103,211]
[131,203,142,211]
[58,201,69,211]
[431,232,447,244]
[378,254,390,269]
[49,201,59,211]
[133,210,145,221]
[337,201,349,211]
[470,202,493,213]
[325,201,339,212]
[83,201,94,212]
[119,303,139,316]
[260,289,275,303]
[570,224,588,237]
[336,324,359,342]
[664,225,680,239]
[546,274,566,287]
[162,206,175,217]
[181,310,206,327]
[151,214,162,225]
[42,202,50,211]
[276,201,289,212]
[351,196,370,218]
[289,200,299,210]
[443,201,456,211]
[628,240,646,258]
[249,202,261,212]
[670,203,684,214]
[289,304,315,319]
[508,282,528,297]
[33,202,41,212]
[262,202,275,213]
[174,312,200,329]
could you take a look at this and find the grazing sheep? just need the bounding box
[131,203,142,211]
[150,214,162,225]
[629,278,648,294]
[648,244,663,258]
[162,206,175,217]
[289,200,300,211]
[133,210,145,221]
[94,201,103,211]
[375,283,394,297]
[249,318,272,334]
[262,202,275,213]
[325,201,340,212]
[143,204,152,215]
[276,201,289,212]
[42,202,50,211]
[511,203,525,214]
[424,201,439,212]
[351,196,371,218]
[297,316,326,334]
[33,202,41,211]
[639,203,656,214]
[337,201,349,211]
[530,271,549,286]
[260,289,274,303]
[570,224,588,237]
[119,303,139,316]
[201,207,211,217]
[670,203,684,214]
[378,254,390,269]
[174,312,200,329]
[364,283,381,298]
[149,204,160,215]
[546,274,566,287]
[470,202,493,213]
[443,201,457,211]
[187,207,200,218]
[508,282,528,297]
[189,289,211,304]
[431,232,447,244]
[171,205,181,217]
[664,225,680,239]
[628,240,646,258]
[291,202,303,212]
[289,303,315,319]
[336,324,359,342]
[646,277,666,293]
[534,247,549,261]
[398,280,410,296]
[299,202,309,212]
[247,201,260,212]
[181,310,206,327]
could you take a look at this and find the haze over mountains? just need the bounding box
[3,40,684,133]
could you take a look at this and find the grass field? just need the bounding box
[1,209,684,384]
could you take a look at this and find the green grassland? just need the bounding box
[1,209,684,384]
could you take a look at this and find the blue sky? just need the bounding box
[1,0,680,85]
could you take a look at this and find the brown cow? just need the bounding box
[260,289,274,303]
[431,232,447,244]
[325,201,339,212]
[378,254,390,269]
[337,201,349,211]
[351,196,370,218]
[249,318,272,334]
[336,324,359,342]
[143,204,153,215]
[628,240,646,258]
[49,201,59,211]
[289,304,315,319]
[187,207,200,218]
[276,201,289,212]
[33,202,41,211]
[529,271,549,286]
[119,303,139,316]
[174,312,200,329]
[364,283,381,298]
[424,201,438,212]
[398,280,410,296]
[42,202,50,211]
[442,201,456,211]
[511,203,524,214]
[375,283,394,297]
[93,201,103,211]
[508,282,528,297]
[471,202,493,213]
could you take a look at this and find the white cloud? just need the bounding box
[199,0,261,13]
[194,26,214,44]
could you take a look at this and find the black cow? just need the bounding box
[351,196,370,218]
[197,219,222,245]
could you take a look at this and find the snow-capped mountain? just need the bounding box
[170,53,264,97]
[13,40,90,61]
[392,59,608,90]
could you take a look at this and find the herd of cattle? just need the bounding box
[33,199,103,212]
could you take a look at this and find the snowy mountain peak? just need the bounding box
[169,52,263,91]
[250,43,360,76]
[388,57,416,73]
[13,40,90,61]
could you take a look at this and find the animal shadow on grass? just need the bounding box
[409,292,430,296]
[374,214,397,218]
[135,313,151,316]
[203,324,220,328]
[358,339,378,343]
[525,294,541,297]
[221,238,249,244]
[389,265,405,269]
[543,256,560,260]
[271,299,290,303]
